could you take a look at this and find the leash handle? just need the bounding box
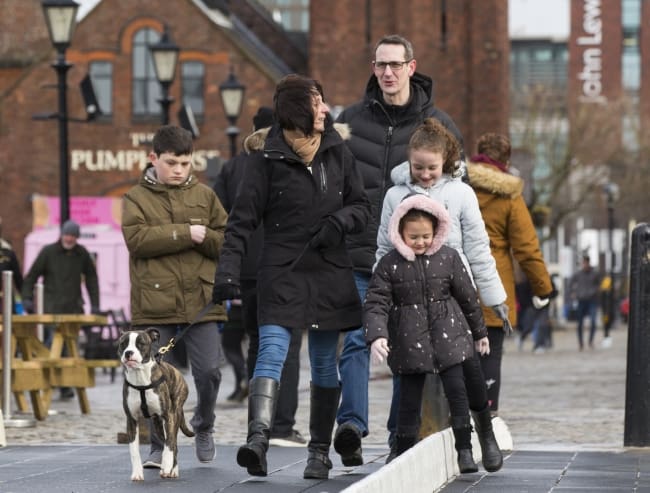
[156,301,216,359]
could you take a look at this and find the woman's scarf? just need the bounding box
[282,129,321,165]
[470,153,509,173]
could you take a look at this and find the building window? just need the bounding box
[258,0,309,32]
[181,62,205,118]
[622,0,641,29]
[132,28,162,119]
[89,61,112,116]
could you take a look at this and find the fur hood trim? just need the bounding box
[388,193,451,261]
[466,161,523,199]
[243,123,351,153]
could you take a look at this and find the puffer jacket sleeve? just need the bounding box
[215,154,268,282]
[458,183,506,306]
[508,195,553,297]
[329,145,370,235]
[375,187,401,270]
[448,249,488,340]
[363,256,393,344]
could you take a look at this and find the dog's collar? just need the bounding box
[125,375,166,419]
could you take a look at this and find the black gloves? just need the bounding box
[212,279,241,304]
[310,216,344,250]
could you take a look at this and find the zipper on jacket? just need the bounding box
[318,160,327,192]
[379,126,394,210]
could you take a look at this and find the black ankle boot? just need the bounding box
[303,384,341,479]
[472,406,503,472]
[451,416,478,474]
[236,377,278,476]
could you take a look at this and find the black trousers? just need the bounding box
[398,360,487,435]
[241,280,303,436]
[480,326,505,412]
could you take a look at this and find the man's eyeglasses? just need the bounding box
[372,60,412,73]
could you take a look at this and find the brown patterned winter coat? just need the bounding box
[364,194,487,374]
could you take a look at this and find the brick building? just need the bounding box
[0,0,509,261]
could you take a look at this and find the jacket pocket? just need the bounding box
[199,271,215,305]
[140,277,177,317]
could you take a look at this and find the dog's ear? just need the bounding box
[145,327,160,342]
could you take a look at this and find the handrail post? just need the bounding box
[2,271,36,430]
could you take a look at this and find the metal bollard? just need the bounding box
[2,271,36,429]
[35,282,44,342]
[624,223,650,446]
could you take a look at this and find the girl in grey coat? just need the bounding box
[364,193,502,473]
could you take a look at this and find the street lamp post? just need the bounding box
[219,68,246,158]
[150,26,179,125]
[41,0,80,227]
[604,181,619,336]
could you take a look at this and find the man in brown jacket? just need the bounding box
[467,132,553,416]
[122,125,228,466]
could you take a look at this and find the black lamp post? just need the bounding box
[150,26,179,125]
[604,181,619,333]
[41,0,79,227]
[219,68,246,158]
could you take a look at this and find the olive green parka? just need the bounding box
[122,165,228,326]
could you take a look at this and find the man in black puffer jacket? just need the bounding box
[333,34,464,466]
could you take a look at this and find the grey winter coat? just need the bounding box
[376,161,506,306]
[364,194,487,374]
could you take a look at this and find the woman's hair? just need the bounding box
[476,133,511,164]
[273,74,325,136]
[398,208,438,236]
[408,118,461,175]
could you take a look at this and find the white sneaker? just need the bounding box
[601,337,613,348]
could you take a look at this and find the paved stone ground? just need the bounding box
[3,321,628,451]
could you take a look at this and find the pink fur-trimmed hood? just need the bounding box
[388,193,451,261]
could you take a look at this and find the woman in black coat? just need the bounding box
[212,74,370,480]
[364,193,502,473]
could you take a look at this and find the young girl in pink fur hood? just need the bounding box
[363,193,502,473]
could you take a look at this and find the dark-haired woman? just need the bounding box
[212,74,370,480]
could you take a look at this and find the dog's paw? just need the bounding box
[160,467,179,479]
[131,469,144,481]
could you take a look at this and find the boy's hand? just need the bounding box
[190,224,207,244]
[475,336,490,356]
[370,337,390,365]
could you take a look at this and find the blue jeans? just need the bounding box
[336,271,370,436]
[254,324,339,388]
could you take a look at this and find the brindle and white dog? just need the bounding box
[118,328,194,480]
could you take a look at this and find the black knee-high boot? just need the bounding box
[237,377,279,476]
[472,406,503,472]
[451,416,478,473]
[303,384,341,480]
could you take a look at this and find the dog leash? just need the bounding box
[156,300,217,362]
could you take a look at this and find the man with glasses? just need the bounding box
[333,34,464,466]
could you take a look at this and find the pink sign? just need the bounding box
[33,195,122,231]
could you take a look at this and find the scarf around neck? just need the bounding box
[470,153,509,173]
[282,129,322,165]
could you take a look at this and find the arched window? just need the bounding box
[132,28,161,118]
